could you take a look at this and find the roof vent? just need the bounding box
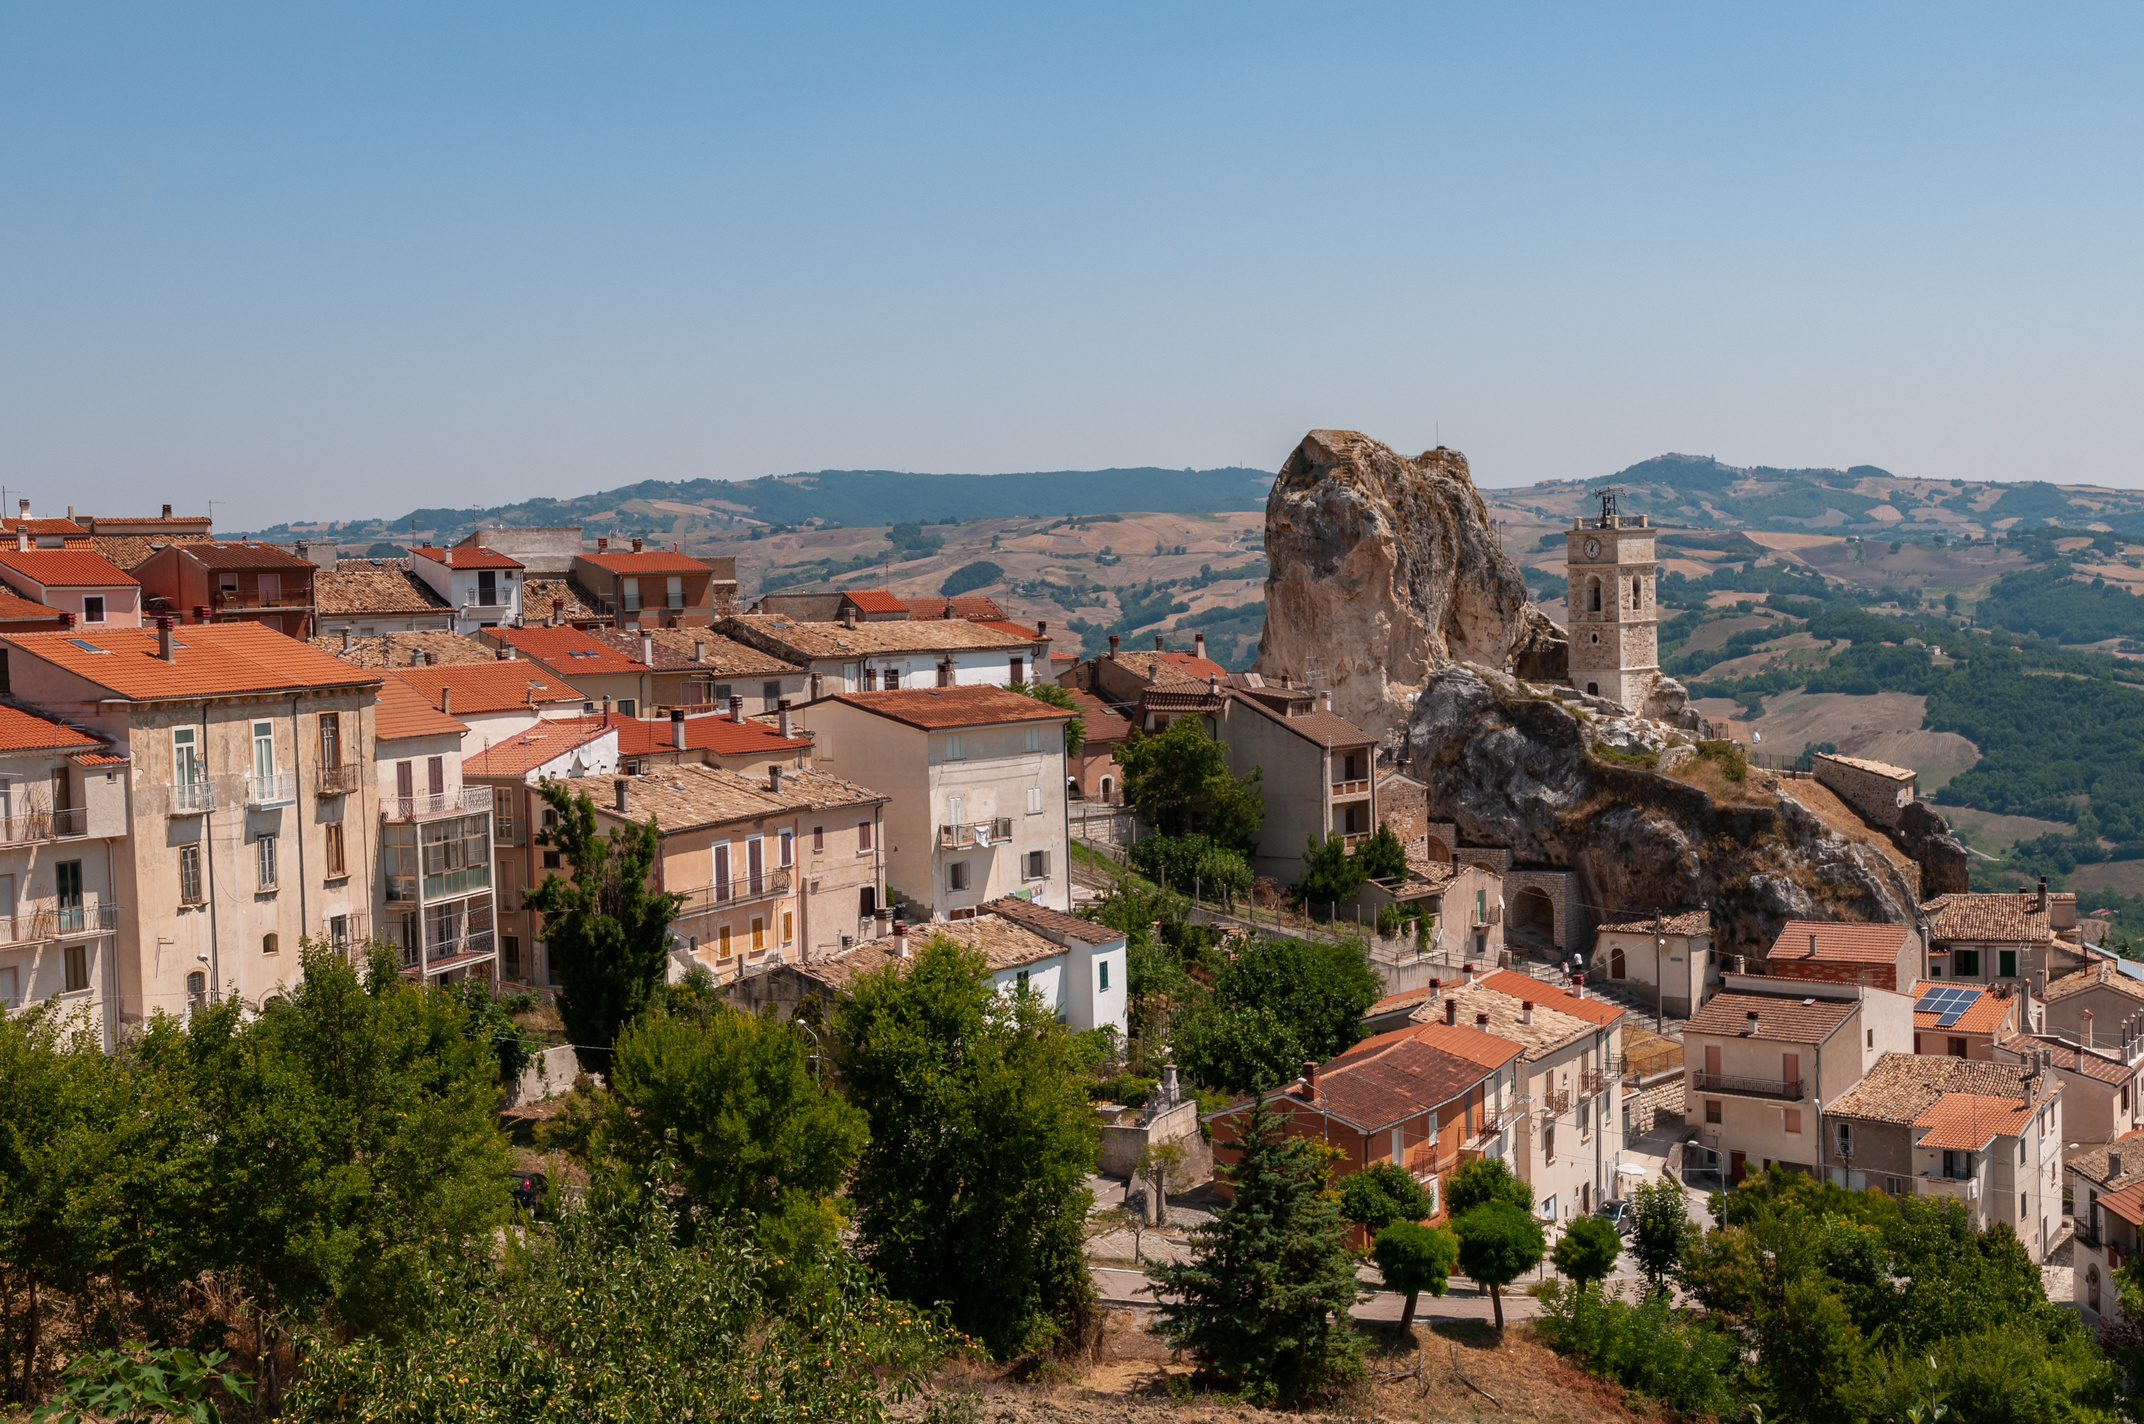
[769,764,784,794]
[440,687,452,716]
[730,696,744,725]
[2114,1149,2126,1178]
[631,537,643,553]
[613,778,628,813]
[1444,997,1457,1027]
[1744,1010,1761,1037]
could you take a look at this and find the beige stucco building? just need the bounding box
[1594,909,1713,1018]
[371,678,496,983]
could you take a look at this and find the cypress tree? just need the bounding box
[1147,1096,1363,1402]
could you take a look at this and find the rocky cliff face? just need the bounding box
[1409,664,1922,950]
[1254,430,1535,748]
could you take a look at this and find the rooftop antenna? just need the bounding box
[1596,486,1624,528]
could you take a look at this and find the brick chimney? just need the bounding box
[441,686,452,716]
[1301,1059,1318,1101]
[1108,634,1119,659]
[1037,620,1048,636]
[1194,632,1206,660]
[596,536,608,553]
[769,764,784,794]
[630,537,643,553]
[842,605,857,629]
[161,503,172,518]
[602,694,612,717]
[671,709,686,749]
[729,696,744,725]
[1320,689,1332,712]
[1520,1000,1534,1025]
[157,615,175,663]
[1154,633,1165,651]
[1444,997,1457,1027]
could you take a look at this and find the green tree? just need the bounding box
[1552,1215,1623,1289]
[1370,1222,1458,1332]
[1115,716,1264,851]
[1338,1161,1433,1237]
[547,1005,868,1262]
[1445,1156,1534,1217]
[1148,1097,1363,1402]
[941,559,1002,597]
[523,780,685,1068]
[1008,679,1085,757]
[1171,936,1380,1093]
[834,937,1098,1359]
[1753,1275,1879,1424]
[1293,831,1364,910]
[443,976,542,1085]
[1624,1178,1695,1293]
[1353,823,1408,881]
[1453,1201,1545,1332]
[1126,833,1252,900]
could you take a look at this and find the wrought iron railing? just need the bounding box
[315,760,361,796]
[1691,1071,1803,1102]
[170,780,215,814]
[1540,1086,1572,1117]
[384,785,493,820]
[246,771,297,807]
[673,868,793,916]
[1579,1067,1610,1098]
[0,904,121,943]
[938,818,1016,849]
[0,807,86,844]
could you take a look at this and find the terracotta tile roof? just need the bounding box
[721,614,1038,659]
[69,751,127,767]
[1405,974,1601,1059]
[1068,689,1132,744]
[8,518,88,538]
[522,579,602,623]
[974,618,1048,641]
[462,720,614,778]
[1367,982,1447,1019]
[2046,962,2144,1006]
[905,595,1008,620]
[1266,1021,1517,1132]
[4,624,380,700]
[1818,753,1915,781]
[1231,692,1377,749]
[1999,1033,2133,1086]
[0,706,101,752]
[0,591,64,626]
[0,550,138,589]
[1483,968,1625,1027]
[570,710,810,759]
[1396,857,1463,890]
[1913,1093,2036,1151]
[1905,979,2017,1037]
[1597,909,1712,937]
[1686,990,1856,1045]
[412,545,523,570]
[637,627,803,676]
[2063,1129,2144,1190]
[484,625,644,675]
[841,589,909,614]
[313,567,452,616]
[388,664,584,715]
[373,675,469,741]
[165,541,314,571]
[1766,919,1913,965]
[986,897,1121,947]
[826,685,1071,732]
[803,916,1077,991]
[1102,650,1223,688]
[311,631,498,669]
[2101,1180,2144,1228]
[88,533,214,572]
[1827,1052,2033,1125]
[580,549,716,575]
[564,762,883,834]
[1922,893,2052,944]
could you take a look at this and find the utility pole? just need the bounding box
[1653,910,1666,1034]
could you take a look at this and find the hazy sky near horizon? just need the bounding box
[6,5,2144,526]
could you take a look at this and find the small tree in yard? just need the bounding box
[1371,1223,1459,1332]
[1293,831,1364,912]
[1626,1177,1696,1293]
[523,780,683,1069]
[1552,1215,1624,1290]
[1454,1201,1545,1332]
[1353,823,1408,882]
[1339,1160,1434,1238]
[1135,1141,1189,1226]
[1148,1097,1364,1402]
[1445,1155,1534,1217]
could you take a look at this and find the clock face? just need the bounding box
[1583,538,1601,559]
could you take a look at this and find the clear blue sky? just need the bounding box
[4,5,2142,525]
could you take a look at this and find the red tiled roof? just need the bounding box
[2102,1180,2144,1228]
[1913,1093,2035,1151]
[985,897,1121,946]
[580,549,715,575]
[388,664,585,715]
[1230,692,1376,749]
[1905,979,2016,1037]
[1261,1020,1516,1132]
[975,619,1047,641]
[11,518,88,538]
[374,675,470,741]
[1686,990,1856,1044]
[166,541,314,570]
[0,550,138,589]
[572,710,810,758]
[1068,689,1132,744]
[463,720,614,778]
[69,751,127,766]
[2,624,379,700]
[827,685,1071,732]
[1766,919,1913,965]
[0,706,100,752]
[841,589,909,613]
[906,595,1008,621]
[483,625,644,675]
[412,545,524,570]
[1482,968,1624,1026]
[1998,1033,2133,1085]
[0,591,63,625]
[1921,893,2052,944]
[1597,909,1712,937]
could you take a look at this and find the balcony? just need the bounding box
[211,588,310,611]
[384,786,493,821]
[621,595,643,614]
[1473,904,1502,927]
[315,761,361,797]
[0,904,121,944]
[246,771,297,808]
[169,779,215,815]
[400,929,496,975]
[1692,1071,1804,1102]
[1914,1173,1980,1203]
[1470,1104,1504,1142]
[422,864,492,900]
[666,591,685,611]
[673,867,794,915]
[1579,1067,1610,1098]
[1539,1086,1572,1118]
[320,911,370,952]
[939,818,1015,849]
[1332,778,1371,798]
[0,807,87,845]
[1341,832,1370,849]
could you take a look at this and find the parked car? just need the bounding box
[1594,1198,1631,1236]
[508,1170,548,1215]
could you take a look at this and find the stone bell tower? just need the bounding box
[1565,487,1659,711]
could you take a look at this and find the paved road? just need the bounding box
[1091,1266,1547,1324]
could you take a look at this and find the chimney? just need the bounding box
[693,639,705,663]
[1808,931,1819,957]
[777,698,792,737]
[441,686,452,716]
[2111,1147,2126,1179]
[895,923,910,959]
[340,627,351,651]
[1154,633,1165,651]
[613,778,628,813]
[1301,1060,1318,1101]
[1521,1000,1534,1025]
[2084,1009,2096,1051]
[937,658,953,688]
[671,709,686,749]
[503,644,516,660]
[14,498,25,520]
[426,651,438,666]
[842,606,858,629]
[2038,875,2049,912]
[1194,632,1206,660]
[409,648,423,666]
[630,537,643,553]
[730,696,744,725]
[1573,973,1585,999]
[192,605,208,624]
[1037,620,1048,636]
[1320,689,1333,712]
[769,764,784,794]
[13,526,24,553]
[57,610,73,630]
[551,599,564,627]
[1108,634,1119,659]
[65,506,71,519]
[596,536,608,553]
[1444,997,1458,1027]
[1745,1010,1761,1037]
[157,615,175,663]
[1476,1012,1490,1029]
[602,695,612,717]
[640,632,654,666]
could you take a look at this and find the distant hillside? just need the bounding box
[228,466,1274,546]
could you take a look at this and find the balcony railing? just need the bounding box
[422,864,492,900]
[316,761,361,797]
[384,786,493,820]
[1579,1067,1610,1098]
[170,779,215,814]
[939,818,1015,849]
[666,591,685,610]
[1470,1104,1504,1141]
[1341,832,1370,849]
[1474,904,1502,926]
[1332,778,1371,797]
[1692,1071,1804,1102]
[0,807,87,845]
[0,904,121,943]
[621,595,643,613]
[1539,1086,1572,1118]
[401,929,496,974]
[673,868,794,916]
[1914,1173,1980,1203]
[211,588,309,610]
[246,771,297,807]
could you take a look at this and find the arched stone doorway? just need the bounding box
[1512,887,1557,946]
[1422,835,1451,863]
[1609,944,1627,980]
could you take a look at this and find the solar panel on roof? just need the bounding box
[1933,987,1983,1029]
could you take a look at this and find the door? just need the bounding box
[396,760,414,817]
[427,756,445,798]
[173,727,200,787]
[714,843,731,902]
[477,570,497,607]
[0,873,16,942]
[1781,1053,1800,1095]
[54,861,83,934]
[747,836,764,897]
[859,885,875,919]
[1730,1150,1747,1184]
[253,721,275,782]
[256,573,280,605]
[1704,1044,1721,1086]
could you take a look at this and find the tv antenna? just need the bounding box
[1595,486,1624,527]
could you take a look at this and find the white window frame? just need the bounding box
[1025,726,1042,753]
[252,720,276,780]
[256,832,279,892]
[943,733,963,761]
[172,726,199,785]
[947,860,969,893]
[81,595,105,625]
[1025,786,1042,815]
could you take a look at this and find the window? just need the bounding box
[319,711,342,770]
[252,720,275,781]
[495,788,516,843]
[543,849,561,869]
[718,926,732,959]
[1025,725,1041,753]
[1784,1108,1803,1134]
[1026,786,1042,815]
[502,935,520,976]
[1099,958,1110,991]
[1955,948,1980,977]
[858,821,872,852]
[186,970,206,1010]
[1578,1098,1590,1137]
[81,596,104,625]
[178,844,203,904]
[262,933,279,956]
[617,699,637,718]
[750,916,765,954]
[1867,1029,1874,1048]
[1025,849,1050,880]
[1017,969,1030,991]
[947,794,964,826]
[172,726,200,786]
[1543,1124,1556,1164]
[884,667,900,690]
[256,833,280,891]
[812,825,824,852]
[1948,1036,1968,1058]
[1705,1099,1721,1124]
[1999,948,2017,978]
[427,756,444,797]
[324,822,347,878]
[947,861,970,892]
[943,733,963,761]
[1837,1121,1852,1155]
[782,911,793,945]
[763,681,780,710]
[63,944,87,992]
[864,667,879,691]
[0,965,17,1008]
[779,831,793,867]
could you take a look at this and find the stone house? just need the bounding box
[1685,976,1914,1185]
[1340,859,1507,964]
[1812,752,1918,829]
[2066,1132,2144,1326]
[1593,909,1712,1018]
[1763,919,1924,991]
[1376,770,1431,853]
[572,540,736,629]
[1206,1018,1524,1238]
[1922,887,2079,996]
[719,612,1049,694]
[1904,978,2030,1058]
[312,629,496,670]
[1826,1052,2064,1260]
[0,547,142,632]
[1996,1031,2144,1146]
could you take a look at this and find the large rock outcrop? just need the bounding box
[1892,801,1972,897]
[1409,664,1921,951]
[1254,431,1536,747]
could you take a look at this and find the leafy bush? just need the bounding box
[1127,833,1253,900]
[1695,738,1747,783]
[1171,937,1380,1093]
[1534,1280,1740,1416]
[1551,1215,1623,1287]
[1353,823,1408,881]
[1292,831,1365,910]
[940,560,1003,597]
[1093,1072,1157,1107]
[1338,1162,1433,1236]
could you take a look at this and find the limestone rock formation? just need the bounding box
[1254,431,1535,747]
[1891,800,1972,897]
[1409,663,1921,951]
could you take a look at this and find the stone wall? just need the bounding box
[1098,1096,1214,1183]
[1506,868,1582,956]
[1813,753,1917,830]
[1378,773,1431,854]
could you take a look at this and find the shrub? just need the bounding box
[1093,1072,1157,1107]
[1696,739,1747,783]
[1371,1223,1458,1332]
[1127,834,1253,900]
[1534,1280,1739,1416]
[1338,1161,1433,1236]
[1551,1215,1623,1287]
